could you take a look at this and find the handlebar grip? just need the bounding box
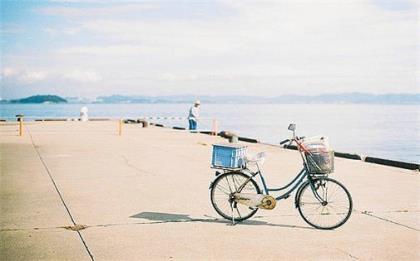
[279,139,290,145]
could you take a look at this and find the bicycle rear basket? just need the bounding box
[305,150,334,174]
[211,143,247,169]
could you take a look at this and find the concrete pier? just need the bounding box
[1,121,419,260]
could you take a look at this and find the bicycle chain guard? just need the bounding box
[233,193,276,210]
[259,195,276,210]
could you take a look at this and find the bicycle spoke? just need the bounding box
[327,183,340,201]
[231,175,241,191]
[215,185,231,195]
[225,176,233,193]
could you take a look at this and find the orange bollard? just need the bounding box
[16,114,24,136]
[19,117,24,136]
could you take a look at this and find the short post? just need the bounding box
[16,114,24,136]
[212,119,218,136]
[118,119,123,136]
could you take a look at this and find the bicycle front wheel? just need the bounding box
[297,177,352,230]
[210,172,261,222]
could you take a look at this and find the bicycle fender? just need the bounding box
[294,180,310,208]
[208,171,254,190]
[209,171,223,189]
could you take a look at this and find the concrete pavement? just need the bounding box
[1,121,419,260]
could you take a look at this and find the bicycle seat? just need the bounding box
[245,152,267,165]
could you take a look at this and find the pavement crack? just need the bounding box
[75,217,312,230]
[336,248,360,260]
[27,127,95,261]
[86,218,219,229]
[358,210,419,231]
[50,218,227,231]
[1,224,88,232]
[122,155,155,176]
[1,227,60,232]
[358,209,419,214]
[64,224,88,231]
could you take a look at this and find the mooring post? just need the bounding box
[212,119,218,136]
[16,114,24,136]
[118,119,123,136]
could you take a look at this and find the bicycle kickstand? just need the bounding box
[231,201,235,226]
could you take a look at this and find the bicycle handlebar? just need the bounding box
[280,136,306,145]
[279,139,290,145]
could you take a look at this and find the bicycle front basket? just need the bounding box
[305,150,334,174]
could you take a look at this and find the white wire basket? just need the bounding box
[306,151,334,174]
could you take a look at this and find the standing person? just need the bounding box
[188,100,200,131]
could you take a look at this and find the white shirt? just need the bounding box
[188,106,199,120]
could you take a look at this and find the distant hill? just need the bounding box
[3,93,419,104]
[9,95,67,104]
[94,93,420,104]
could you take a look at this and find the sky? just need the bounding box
[0,0,418,99]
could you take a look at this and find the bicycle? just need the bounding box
[209,124,353,230]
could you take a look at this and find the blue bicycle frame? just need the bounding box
[242,164,307,201]
[237,141,327,203]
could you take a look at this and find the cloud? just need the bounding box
[38,3,158,18]
[62,70,103,83]
[1,68,18,78]
[1,68,48,84]
[56,45,159,56]
[159,73,199,81]
[47,0,151,3]
[21,71,48,83]
[71,1,416,60]
[1,67,102,85]
[0,24,24,35]
[2,0,418,98]
[44,27,80,36]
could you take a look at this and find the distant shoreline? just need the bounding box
[2,93,419,105]
[2,101,419,105]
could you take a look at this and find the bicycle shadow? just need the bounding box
[130,211,314,230]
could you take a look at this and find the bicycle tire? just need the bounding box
[297,177,352,230]
[210,172,261,222]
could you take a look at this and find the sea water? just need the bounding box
[1,103,419,163]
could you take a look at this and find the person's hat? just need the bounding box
[194,100,201,105]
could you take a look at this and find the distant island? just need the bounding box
[2,93,419,104]
[4,95,68,104]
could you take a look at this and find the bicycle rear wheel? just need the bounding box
[297,177,352,230]
[210,172,261,222]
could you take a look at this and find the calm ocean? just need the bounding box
[1,103,419,164]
